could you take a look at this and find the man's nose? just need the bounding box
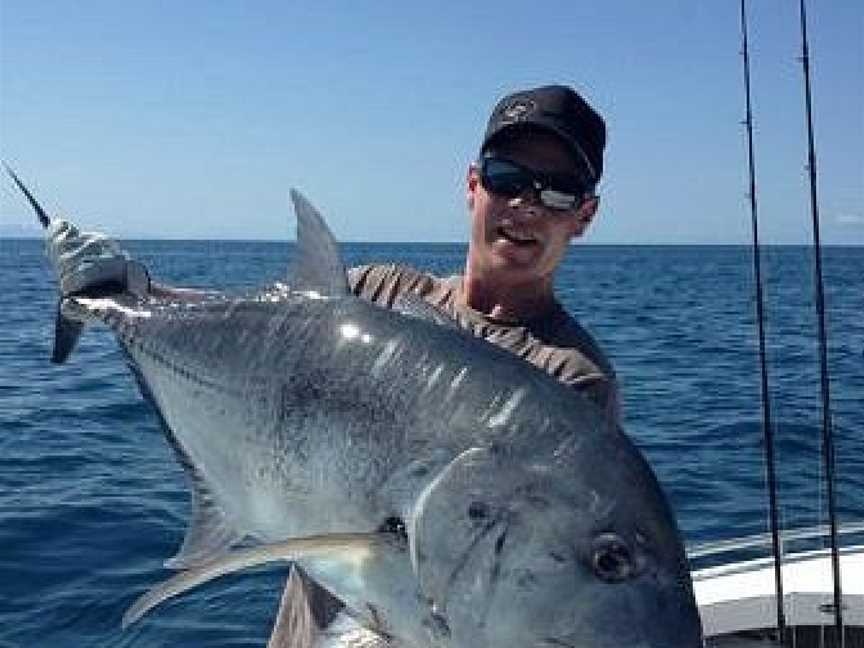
[507,189,542,214]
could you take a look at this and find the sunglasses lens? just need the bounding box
[481,157,588,211]
[539,188,579,210]
[481,158,530,197]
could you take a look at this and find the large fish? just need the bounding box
[9,166,704,648]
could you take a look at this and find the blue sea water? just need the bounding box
[0,239,861,647]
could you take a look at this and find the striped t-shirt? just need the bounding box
[347,263,620,421]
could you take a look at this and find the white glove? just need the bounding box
[46,220,150,297]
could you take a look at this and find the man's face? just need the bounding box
[465,130,598,286]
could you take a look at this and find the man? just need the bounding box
[349,84,616,418]
[46,84,616,647]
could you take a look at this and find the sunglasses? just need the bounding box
[478,156,594,212]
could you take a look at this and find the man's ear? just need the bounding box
[466,164,480,210]
[571,196,599,237]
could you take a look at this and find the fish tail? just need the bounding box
[51,304,85,364]
[3,162,51,229]
[4,162,86,364]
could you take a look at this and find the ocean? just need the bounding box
[1,239,861,647]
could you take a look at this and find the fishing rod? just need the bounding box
[738,1,787,643]
[798,0,844,642]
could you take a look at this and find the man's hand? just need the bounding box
[46,220,151,298]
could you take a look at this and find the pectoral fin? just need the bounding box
[122,533,388,629]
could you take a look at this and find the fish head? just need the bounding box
[407,444,704,647]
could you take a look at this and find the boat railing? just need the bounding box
[687,521,864,566]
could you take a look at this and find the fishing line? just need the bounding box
[738,1,788,643]
[797,0,844,642]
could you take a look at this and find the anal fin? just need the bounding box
[122,354,243,569]
[164,462,243,569]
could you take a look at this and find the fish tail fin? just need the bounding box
[51,303,85,364]
[3,163,87,364]
[3,162,51,229]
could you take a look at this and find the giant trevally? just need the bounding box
[9,165,704,648]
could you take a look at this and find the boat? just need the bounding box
[691,523,864,646]
[694,2,863,646]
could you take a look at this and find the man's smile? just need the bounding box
[497,225,539,247]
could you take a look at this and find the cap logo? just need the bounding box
[501,98,536,123]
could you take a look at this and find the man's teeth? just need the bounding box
[499,227,535,244]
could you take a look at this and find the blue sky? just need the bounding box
[1,1,861,244]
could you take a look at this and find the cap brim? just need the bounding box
[482,121,596,183]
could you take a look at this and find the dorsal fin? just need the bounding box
[288,189,349,296]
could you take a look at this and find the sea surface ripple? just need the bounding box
[1,239,861,647]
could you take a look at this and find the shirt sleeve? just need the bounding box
[526,310,622,423]
[348,264,622,426]
[347,264,436,307]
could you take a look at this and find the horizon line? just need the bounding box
[1,234,861,248]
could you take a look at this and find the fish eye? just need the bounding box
[591,533,636,583]
[378,516,408,543]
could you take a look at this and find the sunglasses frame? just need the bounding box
[477,156,595,212]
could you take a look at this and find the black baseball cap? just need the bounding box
[481,84,606,184]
